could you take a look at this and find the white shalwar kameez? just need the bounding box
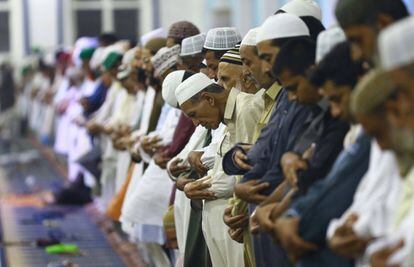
[327,140,401,266]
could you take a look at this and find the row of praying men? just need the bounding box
[14,0,414,266]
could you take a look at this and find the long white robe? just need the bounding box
[53,77,71,154]
[29,73,50,133]
[121,105,180,226]
[97,82,130,211]
[113,90,145,192]
[120,87,157,235]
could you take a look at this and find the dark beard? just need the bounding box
[137,68,146,84]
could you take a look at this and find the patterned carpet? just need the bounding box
[0,138,137,267]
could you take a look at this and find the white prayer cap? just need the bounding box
[175,73,214,105]
[379,16,414,71]
[151,44,181,78]
[122,47,138,65]
[72,37,99,67]
[316,27,346,63]
[241,28,260,46]
[181,33,206,56]
[89,47,105,70]
[140,28,167,47]
[162,70,186,107]
[203,27,242,51]
[256,13,310,44]
[279,0,322,21]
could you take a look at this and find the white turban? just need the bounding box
[280,0,322,21]
[241,28,260,46]
[162,70,186,107]
[379,16,414,71]
[175,73,214,105]
[256,13,310,44]
[316,27,346,63]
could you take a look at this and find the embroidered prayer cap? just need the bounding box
[379,16,414,71]
[220,45,242,65]
[316,26,346,63]
[140,28,167,47]
[175,73,214,105]
[168,21,200,40]
[256,13,310,44]
[181,33,206,57]
[203,27,242,51]
[151,44,181,78]
[351,69,395,115]
[162,70,195,107]
[279,0,322,21]
[241,28,259,46]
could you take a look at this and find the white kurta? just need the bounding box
[121,106,180,226]
[29,73,50,133]
[364,166,414,267]
[120,87,157,233]
[98,83,132,210]
[65,86,86,181]
[327,140,401,266]
[53,77,70,154]
[113,91,144,192]
[121,106,180,245]
[202,89,262,267]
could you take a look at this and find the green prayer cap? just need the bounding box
[350,68,395,115]
[102,52,123,71]
[80,47,96,60]
[21,65,33,76]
